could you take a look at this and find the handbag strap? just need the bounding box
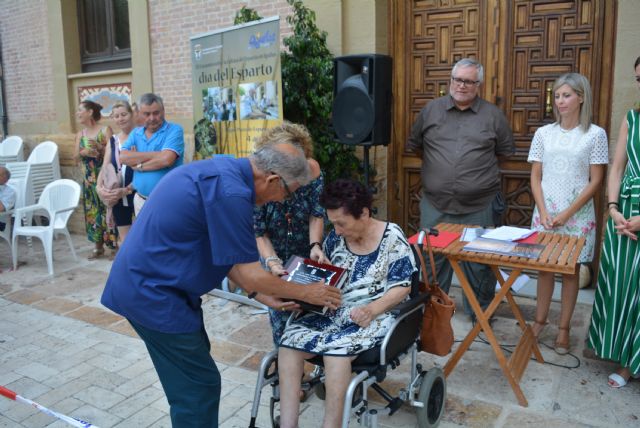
[413,234,439,292]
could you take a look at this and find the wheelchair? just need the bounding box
[248,231,447,428]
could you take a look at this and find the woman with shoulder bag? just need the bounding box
[98,101,136,257]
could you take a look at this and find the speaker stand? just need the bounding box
[362,143,374,193]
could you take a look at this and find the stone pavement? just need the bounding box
[0,234,638,427]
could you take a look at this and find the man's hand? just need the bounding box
[302,281,341,310]
[256,294,300,312]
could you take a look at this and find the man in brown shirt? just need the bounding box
[407,58,514,319]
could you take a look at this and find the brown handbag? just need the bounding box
[413,232,456,356]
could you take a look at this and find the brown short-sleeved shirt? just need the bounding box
[406,95,514,214]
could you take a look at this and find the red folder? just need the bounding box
[516,232,539,244]
[408,231,461,248]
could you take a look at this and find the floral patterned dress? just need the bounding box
[279,223,417,356]
[80,129,116,248]
[254,173,325,345]
[528,123,608,262]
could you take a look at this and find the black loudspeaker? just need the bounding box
[332,54,392,146]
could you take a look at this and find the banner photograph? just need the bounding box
[190,16,283,158]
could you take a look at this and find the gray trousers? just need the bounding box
[420,194,502,316]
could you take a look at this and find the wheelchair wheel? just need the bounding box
[416,368,446,428]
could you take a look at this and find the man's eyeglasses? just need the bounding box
[451,77,480,87]
[273,172,293,200]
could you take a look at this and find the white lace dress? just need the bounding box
[528,123,608,262]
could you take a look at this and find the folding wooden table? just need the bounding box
[433,223,585,407]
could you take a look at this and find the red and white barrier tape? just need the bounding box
[0,385,99,427]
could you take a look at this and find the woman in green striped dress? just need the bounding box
[587,56,640,388]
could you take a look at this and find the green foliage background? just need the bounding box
[235,0,359,183]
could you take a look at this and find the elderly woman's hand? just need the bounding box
[350,306,375,328]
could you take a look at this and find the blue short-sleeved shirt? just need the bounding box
[101,157,260,333]
[122,121,185,197]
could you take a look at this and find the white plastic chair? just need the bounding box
[27,141,61,201]
[12,179,81,276]
[0,136,25,164]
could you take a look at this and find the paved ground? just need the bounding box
[0,234,638,427]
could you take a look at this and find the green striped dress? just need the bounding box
[587,109,640,375]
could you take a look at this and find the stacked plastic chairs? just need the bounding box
[27,141,61,202]
[12,179,81,276]
[0,136,25,165]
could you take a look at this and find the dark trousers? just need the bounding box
[129,319,221,427]
[420,194,501,316]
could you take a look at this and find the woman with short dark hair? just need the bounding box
[277,179,416,428]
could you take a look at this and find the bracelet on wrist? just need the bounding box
[264,255,283,269]
[607,201,619,207]
[309,241,322,252]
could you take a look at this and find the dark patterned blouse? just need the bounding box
[254,173,325,262]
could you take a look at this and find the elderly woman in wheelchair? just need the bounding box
[275,179,417,428]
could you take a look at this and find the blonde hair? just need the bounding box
[254,121,314,158]
[111,100,133,115]
[552,73,593,132]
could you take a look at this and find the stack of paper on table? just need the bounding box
[482,226,536,241]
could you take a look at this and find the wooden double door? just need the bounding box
[389,0,616,248]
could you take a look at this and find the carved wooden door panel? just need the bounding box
[389,1,615,244]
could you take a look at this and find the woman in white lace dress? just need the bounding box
[528,73,608,354]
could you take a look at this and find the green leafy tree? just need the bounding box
[233,6,262,25]
[234,1,359,182]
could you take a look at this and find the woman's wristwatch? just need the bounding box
[309,241,322,251]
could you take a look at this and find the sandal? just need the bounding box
[608,369,640,388]
[554,327,570,355]
[530,319,548,338]
[88,248,105,260]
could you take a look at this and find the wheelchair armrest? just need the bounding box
[389,292,430,316]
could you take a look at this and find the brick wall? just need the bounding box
[148,0,293,120]
[0,0,55,124]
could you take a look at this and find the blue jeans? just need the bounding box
[420,194,502,316]
[129,319,221,427]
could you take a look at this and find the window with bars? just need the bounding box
[77,0,131,72]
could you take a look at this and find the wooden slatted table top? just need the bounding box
[432,223,585,275]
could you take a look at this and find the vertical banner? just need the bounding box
[190,17,283,159]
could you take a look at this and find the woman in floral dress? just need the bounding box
[528,73,608,354]
[278,179,416,428]
[74,100,116,259]
[253,122,326,346]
